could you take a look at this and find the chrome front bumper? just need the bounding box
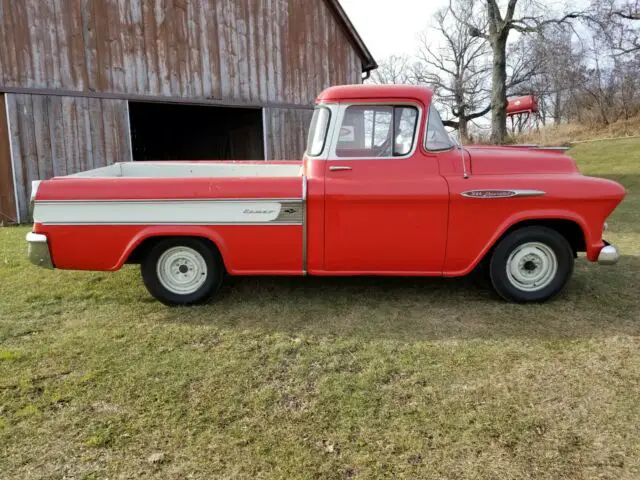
[26,232,54,269]
[598,243,619,266]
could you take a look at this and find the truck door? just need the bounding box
[323,103,449,274]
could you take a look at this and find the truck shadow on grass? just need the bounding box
[160,255,640,341]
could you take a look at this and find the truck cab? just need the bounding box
[27,84,625,305]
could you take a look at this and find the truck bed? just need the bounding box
[69,161,303,179]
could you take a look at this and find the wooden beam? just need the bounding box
[0,86,316,111]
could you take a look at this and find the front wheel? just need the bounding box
[489,226,574,303]
[141,238,224,306]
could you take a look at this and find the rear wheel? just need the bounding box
[489,226,574,302]
[141,238,223,306]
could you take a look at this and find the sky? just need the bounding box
[339,0,450,61]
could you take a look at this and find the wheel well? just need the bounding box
[476,219,586,272]
[500,219,586,255]
[125,236,224,267]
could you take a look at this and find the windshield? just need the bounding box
[425,106,454,151]
[306,107,331,156]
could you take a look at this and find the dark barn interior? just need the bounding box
[128,102,265,161]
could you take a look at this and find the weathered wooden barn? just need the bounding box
[0,0,376,223]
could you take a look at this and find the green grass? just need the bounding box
[1,140,639,479]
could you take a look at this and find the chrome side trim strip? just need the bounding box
[274,201,304,223]
[302,175,308,275]
[461,189,545,199]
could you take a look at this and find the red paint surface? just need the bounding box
[35,224,303,274]
[33,85,625,277]
[37,174,302,201]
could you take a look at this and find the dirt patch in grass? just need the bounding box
[0,139,638,479]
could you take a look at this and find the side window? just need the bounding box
[425,106,454,151]
[336,105,419,158]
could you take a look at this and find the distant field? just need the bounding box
[1,140,638,479]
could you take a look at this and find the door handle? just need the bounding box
[329,166,352,171]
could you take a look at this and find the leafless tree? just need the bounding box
[510,24,585,124]
[452,0,584,143]
[369,55,416,85]
[413,0,491,140]
[591,0,640,55]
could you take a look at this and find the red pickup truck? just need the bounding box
[27,85,625,305]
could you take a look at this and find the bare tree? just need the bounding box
[592,0,640,55]
[414,0,491,140]
[510,24,585,124]
[452,0,583,143]
[369,55,415,85]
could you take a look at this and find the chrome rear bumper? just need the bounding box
[597,243,619,266]
[26,232,54,269]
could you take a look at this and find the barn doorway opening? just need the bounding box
[128,102,265,161]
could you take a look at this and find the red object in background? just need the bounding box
[506,95,538,115]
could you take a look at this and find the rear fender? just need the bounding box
[115,226,229,270]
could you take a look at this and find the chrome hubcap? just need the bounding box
[506,242,558,292]
[156,247,208,295]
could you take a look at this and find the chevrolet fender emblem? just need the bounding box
[461,189,545,199]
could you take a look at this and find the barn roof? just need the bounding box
[324,0,378,74]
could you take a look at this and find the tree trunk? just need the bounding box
[457,101,469,142]
[459,118,469,143]
[554,91,562,124]
[489,36,508,144]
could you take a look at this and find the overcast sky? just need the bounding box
[339,0,450,61]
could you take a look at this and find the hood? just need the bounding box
[467,145,579,175]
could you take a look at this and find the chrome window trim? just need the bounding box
[326,102,423,160]
[306,106,332,157]
[305,103,339,161]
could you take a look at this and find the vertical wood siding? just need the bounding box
[0,0,364,104]
[264,107,314,160]
[6,93,132,221]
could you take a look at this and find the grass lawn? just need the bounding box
[1,139,639,479]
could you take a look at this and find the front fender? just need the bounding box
[443,209,593,277]
[442,173,624,276]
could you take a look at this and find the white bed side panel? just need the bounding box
[33,200,303,225]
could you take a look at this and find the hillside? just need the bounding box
[515,115,640,146]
